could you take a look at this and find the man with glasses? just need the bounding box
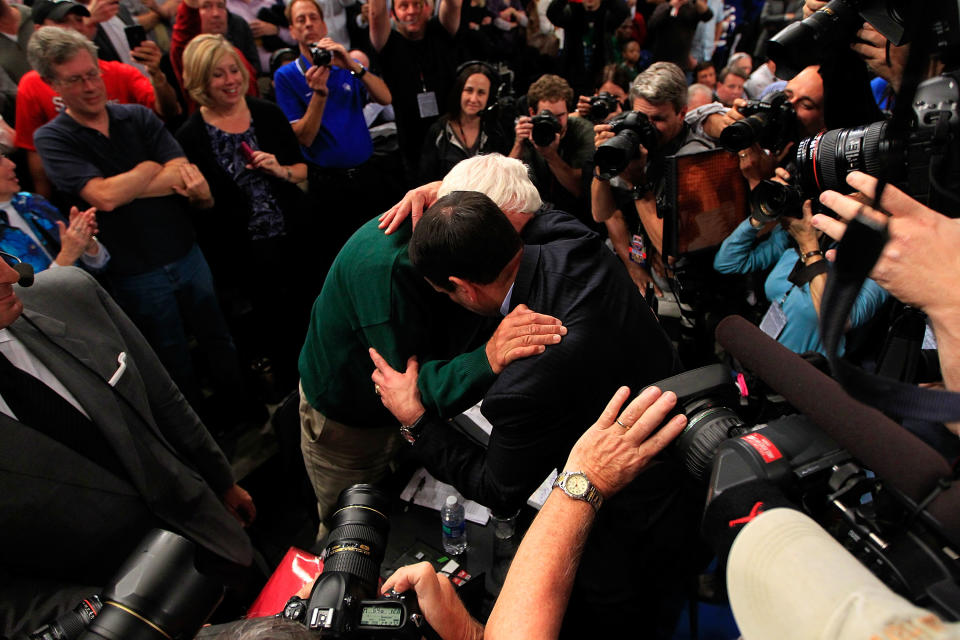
[15,3,178,197]
[30,27,247,428]
[0,250,255,638]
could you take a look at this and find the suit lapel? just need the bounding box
[9,310,150,491]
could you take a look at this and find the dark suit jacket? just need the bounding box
[0,268,251,638]
[413,210,679,512]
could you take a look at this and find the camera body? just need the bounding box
[719,91,798,154]
[281,485,432,639]
[309,44,333,67]
[594,110,660,180]
[530,110,562,146]
[587,92,620,123]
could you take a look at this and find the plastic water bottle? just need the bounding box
[441,495,467,555]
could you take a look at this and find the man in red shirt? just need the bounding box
[15,0,179,196]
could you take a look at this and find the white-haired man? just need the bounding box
[297,154,574,541]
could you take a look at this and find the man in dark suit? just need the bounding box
[371,190,704,638]
[0,259,255,638]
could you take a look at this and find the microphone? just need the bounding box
[14,262,33,287]
[715,315,960,542]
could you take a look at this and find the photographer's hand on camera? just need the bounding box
[852,23,908,93]
[739,142,792,189]
[381,562,483,640]
[802,0,826,18]
[702,99,747,139]
[304,63,330,97]
[509,116,533,157]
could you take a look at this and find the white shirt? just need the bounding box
[0,328,90,419]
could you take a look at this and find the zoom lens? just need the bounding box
[795,120,897,195]
[322,484,390,596]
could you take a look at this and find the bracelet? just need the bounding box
[801,249,823,263]
[285,167,292,181]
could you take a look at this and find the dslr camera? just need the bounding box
[587,92,621,123]
[594,110,660,180]
[719,91,798,154]
[529,110,562,147]
[750,71,960,221]
[309,43,333,67]
[281,485,432,638]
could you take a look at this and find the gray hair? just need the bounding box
[27,26,98,84]
[438,153,542,214]
[629,61,688,113]
[686,83,713,106]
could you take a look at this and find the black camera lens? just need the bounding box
[588,92,619,123]
[530,110,562,147]
[593,110,659,179]
[29,597,102,640]
[675,403,748,482]
[794,120,895,196]
[322,484,390,596]
[310,45,332,67]
[766,0,863,76]
[749,179,804,222]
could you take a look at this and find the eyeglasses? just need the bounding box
[56,69,102,87]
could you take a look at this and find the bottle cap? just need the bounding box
[446,495,458,506]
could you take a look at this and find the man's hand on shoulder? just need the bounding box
[485,304,566,374]
[378,180,442,234]
[381,562,484,640]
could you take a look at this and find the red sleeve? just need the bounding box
[170,0,201,91]
[102,60,157,111]
[14,73,56,152]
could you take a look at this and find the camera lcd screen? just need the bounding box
[359,603,403,627]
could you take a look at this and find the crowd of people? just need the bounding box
[2,0,960,636]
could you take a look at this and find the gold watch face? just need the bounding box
[565,473,589,496]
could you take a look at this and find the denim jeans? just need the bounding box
[108,243,242,409]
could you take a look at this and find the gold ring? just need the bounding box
[374,384,382,396]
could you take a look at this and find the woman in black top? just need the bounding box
[418,63,510,183]
[176,34,311,390]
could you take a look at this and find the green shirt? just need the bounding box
[298,217,497,428]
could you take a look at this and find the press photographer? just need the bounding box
[591,61,714,297]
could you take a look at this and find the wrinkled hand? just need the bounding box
[784,199,818,247]
[852,23,908,93]
[814,171,960,317]
[702,101,746,139]
[378,181,442,234]
[564,386,687,499]
[382,563,483,640]
[172,163,213,206]
[222,484,257,526]
[305,64,330,95]
[131,40,162,75]
[248,150,284,179]
[369,348,425,425]
[249,18,279,37]
[55,206,98,265]
[485,303,566,374]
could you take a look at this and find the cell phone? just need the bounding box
[239,141,257,164]
[125,25,147,50]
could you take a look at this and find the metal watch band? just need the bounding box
[553,471,603,511]
[399,412,427,444]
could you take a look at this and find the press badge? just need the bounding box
[759,302,787,340]
[417,91,439,118]
[628,234,647,266]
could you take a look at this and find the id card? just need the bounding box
[628,233,647,266]
[417,91,439,118]
[759,303,787,340]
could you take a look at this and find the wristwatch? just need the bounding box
[552,470,604,511]
[351,64,368,79]
[399,412,428,444]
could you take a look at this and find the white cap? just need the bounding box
[727,508,960,640]
[446,495,458,506]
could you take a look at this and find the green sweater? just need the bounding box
[298,217,497,428]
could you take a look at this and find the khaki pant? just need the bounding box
[299,382,402,542]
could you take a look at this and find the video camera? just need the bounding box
[749,71,960,221]
[593,110,660,180]
[718,91,798,154]
[280,485,433,638]
[653,318,960,618]
[28,530,225,640]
